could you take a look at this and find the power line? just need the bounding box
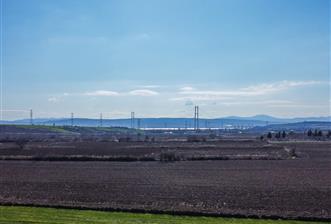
[196,105,199,130]
[30,109,33,125]
[99,113,103,127]
[130,112,135,129]
[71,112,74,126]
[194,105,199,131]
[0,0,3,121]
[137,118,141,130]
[194,106,196,130]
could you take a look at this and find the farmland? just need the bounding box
[0,140,291,161]
[0,125,330,222]
[1,158,331,220]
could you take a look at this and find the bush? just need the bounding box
[209,133,216,139]
[288,148,297,158]
[160,151,183,162]
[119,137,131,142]
[187,136,206,142]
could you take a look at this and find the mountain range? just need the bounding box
[1,115,330,129]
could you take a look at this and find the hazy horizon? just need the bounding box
[2,113,331,122]
[1,0,330,120]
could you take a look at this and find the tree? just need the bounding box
[282,131,286,138]
[307,129,313,137]
[327,130,331,138]
[260,135,264,141]
[275,131,281,139]
[318,130,323,137]
[267,132,272,139]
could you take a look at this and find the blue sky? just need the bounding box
[1,0,330,120]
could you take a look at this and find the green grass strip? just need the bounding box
[0,206,328,224]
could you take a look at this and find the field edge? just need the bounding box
[1,202,330,223]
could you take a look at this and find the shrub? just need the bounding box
[187,136,206,142]
[288,148,297,158]
[119,137,131,142]
[160,151,183,162]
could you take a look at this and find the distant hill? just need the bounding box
[1,115,330,129]
[249,121,331,132]
[0,125,141,142]
[224,114,331,123]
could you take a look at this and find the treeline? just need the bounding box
[261,129,331,141]
[306,129,331,138]
[260,131,287,140]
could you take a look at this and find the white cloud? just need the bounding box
[180,86,195,91]
[48,97,59,102]
[84,90,120,96]
[267,103,328,108]
[172,80,323,101]
[68,89,159,97]
[170,96,232,101]
[218,100,293,106]
[128,89,159,96]
[185,100,194,106]
[242,80,323,95]
[137,85,161,89]
[0,109,30,112]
